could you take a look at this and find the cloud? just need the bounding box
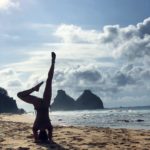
[100,18,150,60]
[52,59,150,102]
[112,71,135,86]
[74,70,101,82]
[141,69,150,80]
[112,63,150,90]
[7,80,22,87]
[0,68,23,102]
[0,68,21,83]
[53,65,117,96]
[0,0,20,10]
[55,24,99,43]
[113,35,150,60]
[137,17,150,37]
[1,17,150,110]
[55,17,150,62]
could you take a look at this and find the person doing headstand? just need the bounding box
[17,52,56,143]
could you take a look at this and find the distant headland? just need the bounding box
[0,87,104,112]
[0,87,25,114]
[51,89,104,111]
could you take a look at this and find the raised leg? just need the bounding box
[17,81,43,106]
[43,52,56,105]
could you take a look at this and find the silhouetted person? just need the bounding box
[17,52,56,143]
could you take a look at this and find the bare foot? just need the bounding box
[34,81,44,91]
[52,52,56,63]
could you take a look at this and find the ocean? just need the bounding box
[29,107,150,129]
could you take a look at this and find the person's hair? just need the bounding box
[38,130,48,142]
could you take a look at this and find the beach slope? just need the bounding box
[0,114,150,150]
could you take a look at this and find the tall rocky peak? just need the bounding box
[51,90,75,111]
[51,89,104,111]
[57,90,68,98]
[76,90,104,110]
[0,87,25,113]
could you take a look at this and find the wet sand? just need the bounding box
[0,114,150,150]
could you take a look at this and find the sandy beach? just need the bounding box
[0,114,150,150]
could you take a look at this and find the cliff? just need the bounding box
[51,89,104,111]
[76,90,104,110]
[0,87,25,113]
[51,90,76,111]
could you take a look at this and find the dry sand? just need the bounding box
[0,114,150,150]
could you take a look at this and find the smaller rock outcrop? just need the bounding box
[75,90,104,110]
[51,90,76,111]
[0,87,25,113]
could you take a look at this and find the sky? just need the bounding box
[0,0,150,111]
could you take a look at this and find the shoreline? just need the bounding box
[1,113,150,130]
[0,114,150,150]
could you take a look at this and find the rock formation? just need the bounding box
[76,90,104,110]
[51,89,104,111]
[51,90,76,111]
[0,87,25,113]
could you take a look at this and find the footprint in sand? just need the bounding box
[26,135,33,139]
[145,138,150,140]
[0,138,5,142]
[18,147,30,150]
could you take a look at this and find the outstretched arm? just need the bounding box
[43,52,56,105]
[17,81,43,105]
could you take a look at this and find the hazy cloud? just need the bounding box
[55,24,99,43]
[112,71,135,86]
[1,17,150,109]
[0,0,20,10]
[7,80,22,87]
[55,18,150,61]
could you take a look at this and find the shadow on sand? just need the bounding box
[36,141,68,150]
